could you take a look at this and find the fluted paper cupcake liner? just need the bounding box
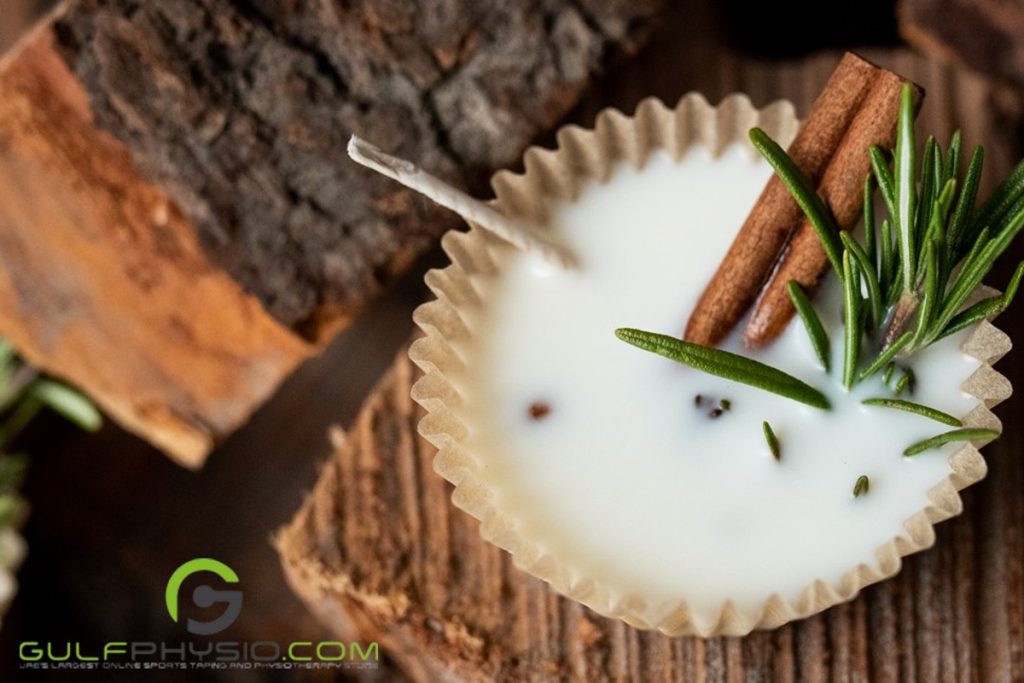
[409,94,1011,636]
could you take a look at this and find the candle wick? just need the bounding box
[347,135,577,269]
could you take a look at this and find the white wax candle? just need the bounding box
[451,145,982,631]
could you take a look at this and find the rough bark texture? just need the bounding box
[0,32,311,468]
[0,0,657,465]
[899,0,1024,92]
[278,49,1024,681]
[51,0,660,337]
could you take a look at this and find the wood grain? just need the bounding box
[899,0,1024,92]
[280,341,1024,681]
[279,48,1024,681]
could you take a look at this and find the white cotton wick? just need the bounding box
[347,135,576,269]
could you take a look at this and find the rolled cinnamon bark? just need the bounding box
[684,53,879,346]
[744,71,921,348]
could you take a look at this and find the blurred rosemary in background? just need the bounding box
[0,337,101,628]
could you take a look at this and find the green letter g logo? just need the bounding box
[166,558,242,636]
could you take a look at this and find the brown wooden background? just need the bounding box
[1,1,1023,681]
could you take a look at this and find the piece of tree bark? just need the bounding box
[899,0,1024,92]
[277,48,1024,680]
[50,0,660,335]
[0,0,659,466]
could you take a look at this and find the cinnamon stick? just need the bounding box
[744,71,922,347]
[684,53,879,346]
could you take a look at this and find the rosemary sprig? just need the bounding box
[862,398,961,426]
[762,421,781,460]
[937,261,1024,339]
[853,475,870,497]
[755,80,1024,388]
[614,328,830,410]
[903,428,1000,456]
[787,281,831,371]
[0,336,101,598]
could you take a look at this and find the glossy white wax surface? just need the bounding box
[453,146,982,630]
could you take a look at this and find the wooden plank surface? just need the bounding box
[278,43,1024,682]
[899,0,1024,91]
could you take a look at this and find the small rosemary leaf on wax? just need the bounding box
[904,428,1000,456]
[862,398,962,426]
[762,421,781,461]
[893,368,915,396]
[853,475,870,497]
[883,361,896,384]
[614,328,831,410]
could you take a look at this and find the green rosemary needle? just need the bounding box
[912,238,940,346]
[858,331,912,382]
[903,428,1000,456]
[749,127,844,279]
[842,250,861,391]
[864,174,877,270]
[27,379,103,432]
[882,361,896,385]
[894,83,917,291]
[971,157,1024,235]
[614,328,831,410]
[853,475,870,497]
[861,398,961,426]
[762,421,781,461]
[870,146,896,217]
[893,368,914,396]
[938,260,1024,339]
[786,281,831,371]
[947,146,984,252]
[840,231,883,328]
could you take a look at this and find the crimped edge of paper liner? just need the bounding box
[408,93,1012,637]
